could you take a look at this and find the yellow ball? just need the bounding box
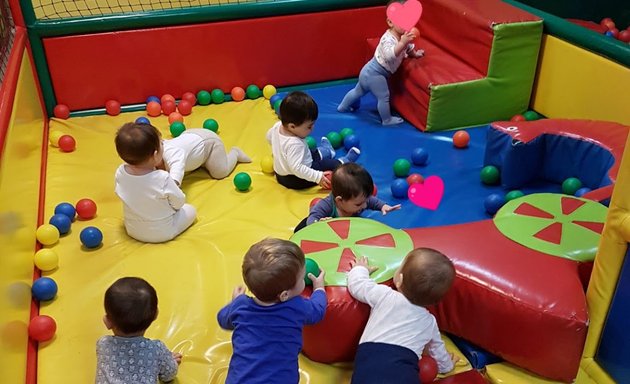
[49,131,63,147]
[260,155,274,174]
[262,85,277,100]
[36,224,60,246]
[34,248,59,271]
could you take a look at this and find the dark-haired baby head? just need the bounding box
[332,163,374,200]
[242,238,305,303]
[104,277,158,335]
[115,122,161,165]
[396,248,455,307]
[279,91,318,127]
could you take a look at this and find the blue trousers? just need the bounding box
[351,342,420,384]
[338,58,394,122]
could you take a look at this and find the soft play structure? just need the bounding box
[2,0,630,383]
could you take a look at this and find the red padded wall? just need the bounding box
[43,7,385,110]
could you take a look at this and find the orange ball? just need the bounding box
[105,100,121,116]
[162,100,176,116]
[410,27,420,38]
[231,87,245,102]
[146,101,161,117]
[168,112,184,124]
[161,94,175,104]
[177,100,193,115]
[452,130,470,148]
[406,173,424,185]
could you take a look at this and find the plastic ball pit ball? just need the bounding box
[480,165,500,185]
[233,172,252,192]
[49,131,63,147]
[393,159,411,177]
[168,112,184,125]
[305,136,316,150]
[80,226,103,249]
[325,132,343,149]
[310,198,322,209]
[211,89,225,104]
[170,122,186,138]
[160,94,175,104]
[177,100,193,116]
[203,119,219,133]
[304,258,320,285]
[105,100,121,116]
[562,177,583,195]
[49,213,71,235]
[135,116,150,125]
[75,198,97,220]
[197,90,212,105]
[418,355,438,383]
[343,134,360,150]
[273,99,282,116]
[269,94,282,108]
[340,127,354,139]
[484,193,505,215]
[452,130,470,148]
[58,135,76,152]
[29,315,57,342]
[406,173,424,185]
[260,156,274,174]
[511,114,526,122]
[146,96,160,104]
[146,101,161,117]
[161,100,176,116]
[181,92,196,105]
[53,104,70,119]
[54,202,76,220]
[411,148,428,166]
[523,110,541,121]
[34,249,59,271]
[391,179,409,199]
[36,224,60,246]
[32,277,58,301]
[246,84,261,99]
[505,190,524,201]
[263,85,277,99]
[231,87,246,102]
[575,187,592,197]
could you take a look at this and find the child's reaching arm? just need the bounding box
[283,142,325,184]
[307,197,335,225]
[162,145,186,186]
[347,257,388,306]
[157,341,180,383]
[303,269,327,325]
[163,175,186,210]
[426,320,455,373]
[217,286,246,330]
[366,196,401,216]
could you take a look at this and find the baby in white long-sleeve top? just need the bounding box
[347,248,458,384]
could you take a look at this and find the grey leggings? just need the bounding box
[338,58,393,122]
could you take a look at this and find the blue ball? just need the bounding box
[411,148,429,166]
[32,277,58,301]
[391,178,409,199]
[484,193,505,215]
[80,226,103,249]
[605,31,614,37]
[343,134,360,150]
[575,187,592,197]
[49,214,71,235]
[146,95,160,104]
[269,94,282,108]
[54,202,76,221]
[135,116,150,124]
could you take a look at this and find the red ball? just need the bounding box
[161,100,176,116]
[310,197,322,209]
[619,30,630,43]
[608,27,620,38]
[53,104,70,119]
[161,94,175,104]
[510,114,526,122]
[452,130,470,148]
[105,100,121,116]
[58,135,76,152]
[407,173,424,185]
[146,101,161,117]
[600,18,615,30]
[177,100,193,115]
[231,87,246,102]
[419,355,438,383]
[76,198,97,220]
[372,183,378,196]
[181,92,196,105]
[28,315,57,342]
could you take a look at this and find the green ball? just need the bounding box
[505,190,524,201]
[246,84,261,99]
[325,131,343,149]
[273,99,283,116]
[562,177,582,195]
[523,110,541,121]
[305,136,316,150]
[211,89,225,104]
[393,158,411,177]
[340,127,354,139]
[197,90,211,105]
[304,258,320,285]
[233,172,252,192]
[203,119,219,133]
[169,122,186,137]
[480,165,500,185]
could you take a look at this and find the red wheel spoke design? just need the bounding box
[337,248,356,273]
[533,222,563,244]
[355,233,396,247]
[329,220,351,239]
[572,221,604,234]
[514,203,554,219]
[300,240,339,253]
[561,197,586,215]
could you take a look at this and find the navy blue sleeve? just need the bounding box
[302,289,327,325]
[307,196,334,225]
[366,196,386,211]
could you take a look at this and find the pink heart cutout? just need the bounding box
[408,176,444,210]
[386,0,423,32]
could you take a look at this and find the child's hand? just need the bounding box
[411,49,425,58]
[308,268,326,291]
[232,285,246,300]
[381,204,402,215]
[318,217,332,222]
[172,352,183,365]
[350,256,379,274]
[401,31,415,45]
[450,352,460,366]
[319,171,332,189]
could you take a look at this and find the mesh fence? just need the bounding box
[33,0,267,20]
[0,0,15,84]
